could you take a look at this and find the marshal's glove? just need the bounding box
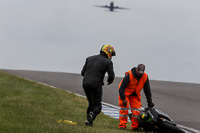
[148,102,154,108]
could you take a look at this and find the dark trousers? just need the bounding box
[83,83,102,120]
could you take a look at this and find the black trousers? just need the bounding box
[83,83,102,120]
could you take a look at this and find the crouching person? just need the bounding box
[118,64,154,131]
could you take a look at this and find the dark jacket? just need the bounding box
[81,53,115,87]
[119,67,152,104]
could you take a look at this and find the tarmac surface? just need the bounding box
[1,69,200,132]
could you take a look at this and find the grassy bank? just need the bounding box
[0,71,136,133]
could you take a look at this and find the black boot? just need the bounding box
[85,112,93,126]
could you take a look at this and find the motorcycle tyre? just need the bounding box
[163,123,185,133]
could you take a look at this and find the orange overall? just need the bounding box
[118,70,148,130]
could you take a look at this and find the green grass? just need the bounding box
[0,71,137,133]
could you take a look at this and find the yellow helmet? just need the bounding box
[100,44,116,59]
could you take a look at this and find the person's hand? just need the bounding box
[148,102,154,108]
[107,79,112,85]
[107,82,111,85]
[122,99,127,107]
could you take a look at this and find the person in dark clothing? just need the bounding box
[118,64,154,130]
[81,44,116,126]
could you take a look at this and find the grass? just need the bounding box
[0,71,137,133]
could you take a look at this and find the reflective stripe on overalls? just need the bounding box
[130,108,142,119]
[119,107,129,117]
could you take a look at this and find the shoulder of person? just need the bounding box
[87,54,98,59]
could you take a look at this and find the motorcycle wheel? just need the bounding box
[163,123,185,133]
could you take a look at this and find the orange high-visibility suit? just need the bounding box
[118,67,153,130]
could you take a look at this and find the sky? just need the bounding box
[1,0,200,84]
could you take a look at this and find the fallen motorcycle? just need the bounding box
[137,107,185,133]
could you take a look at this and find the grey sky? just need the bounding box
[1,0,200,83]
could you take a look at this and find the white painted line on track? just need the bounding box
[177,124,200,133]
